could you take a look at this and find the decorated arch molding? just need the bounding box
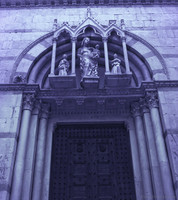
[11,9,168,87]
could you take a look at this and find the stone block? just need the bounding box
[16,58,32,73]
[27,43,46,58]
[131,42,151,55]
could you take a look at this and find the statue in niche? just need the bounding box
[111,53,122,74]
[57,54,70,76]
[77,37,100,79]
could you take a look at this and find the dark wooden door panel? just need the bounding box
[49,124,136,200]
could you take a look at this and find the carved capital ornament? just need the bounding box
[146,91,159,109]
[131,102,141,117]
[23,93,35,111]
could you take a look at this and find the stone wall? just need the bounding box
[0,5,178,83]
[0,92,22,200]
[159,88,178,199]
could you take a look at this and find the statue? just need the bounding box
[111,53,121,74]
[57,54,70,76]
[77,37,100,79]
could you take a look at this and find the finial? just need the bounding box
[121,19,125,30]
[87,7,91,17]
[53,19,58,31]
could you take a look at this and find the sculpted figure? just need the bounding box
[58,54,70,76]
[77,37,100,79]
[111,53,121,74]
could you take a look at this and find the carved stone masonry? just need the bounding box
[32,100,41,115]
[23,93,35,110]
[40,103,50,119]
[146,91,159,109]
[130,102,141,117]
[140,97,149,113]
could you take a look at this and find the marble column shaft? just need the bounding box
[21,101,41,200]
[140,98,164,200]
[71,37,76,74]
[50,38,57,75]
[10,93,34,200]
[147,92,176,200]
[103,37,110,73]
[32,103,49,200]
[129,118,143,200]
[131,102,153,200]
[122,36,130,74]
[41,120,54,200]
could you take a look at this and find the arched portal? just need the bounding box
[10,13,175,200]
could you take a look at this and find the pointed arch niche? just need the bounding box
[11,15,168,89]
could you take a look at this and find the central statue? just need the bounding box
[77,37,100,80]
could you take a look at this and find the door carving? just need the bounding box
[49,124,136,200]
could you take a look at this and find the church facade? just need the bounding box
[0,1,178,200]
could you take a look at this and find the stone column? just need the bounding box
[128,118,143,200]
[121,36,130,74]
[41,120,54,200]
[71,37,76,75]
[50,37,57,75]
[21,100,41,200]
[140,98,164,200]
[10,93,35,200]
[32,103,50,200]
[131,102,153,200]
[103,37,110,74]
[146,91,176,200]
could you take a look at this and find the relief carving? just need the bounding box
[23,93,35,110]
[146,91,159,108]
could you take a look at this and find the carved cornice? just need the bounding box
[146,91,159,109]
[130,102,141,117]
[23,93,35,111]
[0,0,177,7]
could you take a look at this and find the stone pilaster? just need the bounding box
[32,103,50,200]
[131,102,153,200]
[10,93,35,200]
[140,97,164,200]
[21,100,41,200]
[146,91,176,200]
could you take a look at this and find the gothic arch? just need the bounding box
[11,20,168,88]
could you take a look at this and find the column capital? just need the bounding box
[32,100,41,115]
[71,37,77,42]
[23,93,35,111]
[40,103,50,119]
[131,102,141,117]
[52,37,58,42]
[140,98,149,113]
[146,91,159,109]
[102,37,108,42]
[121,36,126,41]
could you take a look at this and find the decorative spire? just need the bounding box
[87,7,91,18]
[53,19,58,31]
[121,19,125,30]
